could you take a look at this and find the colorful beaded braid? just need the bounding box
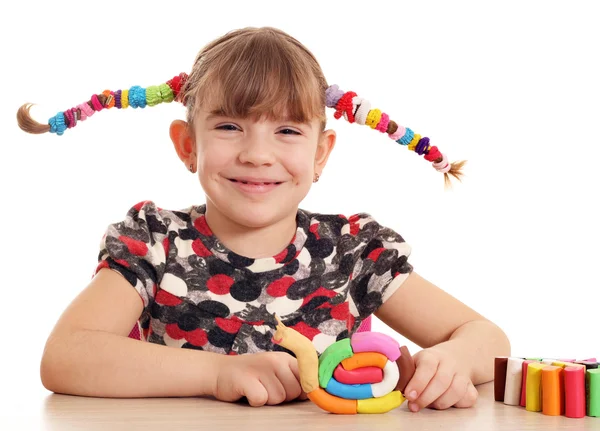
[46,73,188,135]
[326,84,461,180]
[20,73,463,185]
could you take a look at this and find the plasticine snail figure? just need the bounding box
[272,315,416,414]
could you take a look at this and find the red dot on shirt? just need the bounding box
[115,258,130,268]
[186,328,208,346]
[207,274,234,295]
[133,201,149,212]
[273,247,289,263]
[215,317,244,334]
[163,237,170,257]
[367,247,385,261]
[156,289,182,306]
[302,286,336,306]
[192,238,212,257]
[290,321,321,341]
[119,235,148,256]
[266,276,295,297]
[165,323,186,340]
[193,215,212,236]
[331,302,349,320]
[309,223,321,240]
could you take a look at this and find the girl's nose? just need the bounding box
[238,135,276,165]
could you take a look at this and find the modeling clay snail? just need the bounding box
[272,315,416,414]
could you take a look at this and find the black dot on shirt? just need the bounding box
[306,237,334,259]
[196,300,231,318]
[208,326,236,348]
[309,257,326,276]
[282,258,299,275]
[178,313,202,331]
[228,252,255,268]
[356,291,383,318]
[339,253,354,276]
[361,238,384,260]
[230,279,262,302]
[286,276,320,300]
[391,254,411,275]
[208,259,236,277]
[321,270,348,290]
[336,329,349,341]
[301,296,330,312]
[374,249,398,275]
[280,244,296,263]
[304,308,332,327]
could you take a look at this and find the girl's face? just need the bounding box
[172,109,336,228]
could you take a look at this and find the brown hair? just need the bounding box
[16,26,328,135]
[180,26,328,132]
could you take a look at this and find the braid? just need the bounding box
[326,84,466,188]
[16,73,189,136]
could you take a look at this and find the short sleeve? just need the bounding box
[94,200,167,309]
[346,213,413,321]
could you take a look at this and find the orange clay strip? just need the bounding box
[542,366,564,416]
[308,388,357,414]
[341,352,388,371]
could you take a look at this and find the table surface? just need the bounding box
[4,382,600,430]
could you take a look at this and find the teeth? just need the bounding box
[241,181,271,185]
[231,179,280,185]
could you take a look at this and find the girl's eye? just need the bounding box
[279,128,300,135]
[216,125,300,135]
[216,124,239,131]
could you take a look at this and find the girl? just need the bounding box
[17,26,510,412]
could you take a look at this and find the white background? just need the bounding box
[1,0,599,426]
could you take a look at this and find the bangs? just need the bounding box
[190,29,327,127]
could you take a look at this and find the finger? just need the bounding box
[395,345,416,393]
[404,352,439,405]
[260,374,288,405]
[430,375,469,410]
[240,379,269,407]
[275,360,303,402]
[454,382,478,408]
[284,356,308,401]
[413,363,456,410]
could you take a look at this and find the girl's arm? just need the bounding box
[375,271,510,410]
[40,268,222,398]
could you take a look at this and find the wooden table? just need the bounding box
[9,382,600,430]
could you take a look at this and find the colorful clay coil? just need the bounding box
[315,331,405,414]
[272,316,410,415]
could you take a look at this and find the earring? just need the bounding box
[313,172,320,183]
[189,164,193,172]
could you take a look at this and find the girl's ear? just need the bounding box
[315,129,336,169]
[170,120,195,163]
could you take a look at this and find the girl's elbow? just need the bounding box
[494,322,511,356]
[40,337,71,394]
[40,352,61,393]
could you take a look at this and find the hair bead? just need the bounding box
[325,84,465,186]
[49,112,66,135]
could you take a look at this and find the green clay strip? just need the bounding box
[318,338,353,389]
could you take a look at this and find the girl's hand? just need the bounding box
[214,351,308,406]
[403,348,478,411]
